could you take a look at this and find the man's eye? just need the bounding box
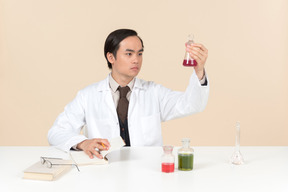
[138,53,143,56]
[126,53,132,56]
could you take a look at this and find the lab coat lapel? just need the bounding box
[128,78,145,120]
[97,76,118,122]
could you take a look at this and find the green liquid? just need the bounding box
[178,153,193,171]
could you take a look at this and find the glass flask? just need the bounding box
[178,138,194,171]
[231,121,244,165]
[183,34,197,67]
[161,146,175,173]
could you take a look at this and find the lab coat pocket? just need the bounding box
[141,113,162,146]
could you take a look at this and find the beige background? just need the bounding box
[1,0,287,146]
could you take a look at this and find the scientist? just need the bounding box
[48,29,209,159]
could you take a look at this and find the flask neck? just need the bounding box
[186,40,194,45]
[235,122,240,151]
[186,39,194,46]
[163,146,173,154]
[164,151,172,155]
[186,34,194,45]
[182,141,190,148]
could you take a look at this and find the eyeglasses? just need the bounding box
[40,156,80,172]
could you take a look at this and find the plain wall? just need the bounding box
[1,0,288,146]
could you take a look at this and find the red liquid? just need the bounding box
[183,59,197,67]
[162,163,175,173]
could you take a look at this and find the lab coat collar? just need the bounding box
[134,77,145,90]
[94,76,110,92]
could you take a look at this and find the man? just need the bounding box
[48,29,209,159]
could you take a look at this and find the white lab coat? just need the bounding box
[48,71,209,152]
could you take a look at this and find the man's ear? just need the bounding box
[107,52,115,64]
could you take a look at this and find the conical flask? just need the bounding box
[183,34,197,67]
[230,121,244,165]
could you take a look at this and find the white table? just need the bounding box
[0,146,288,192]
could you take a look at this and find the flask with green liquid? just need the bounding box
[178,138,194,171]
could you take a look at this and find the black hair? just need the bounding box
[104,29,144,69]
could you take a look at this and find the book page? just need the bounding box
[100,136,125,157]
[70,151,108,165]
[70,136,125,165]
[41,147,71,160]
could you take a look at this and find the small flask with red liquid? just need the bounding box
[161,145,175,173]
[183,34,197,67]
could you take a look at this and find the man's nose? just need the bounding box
[132,55,139,64]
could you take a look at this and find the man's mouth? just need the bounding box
[131,67,139,70]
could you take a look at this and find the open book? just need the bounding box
[70,136,125,166]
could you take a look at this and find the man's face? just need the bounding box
[110,36,143,81]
